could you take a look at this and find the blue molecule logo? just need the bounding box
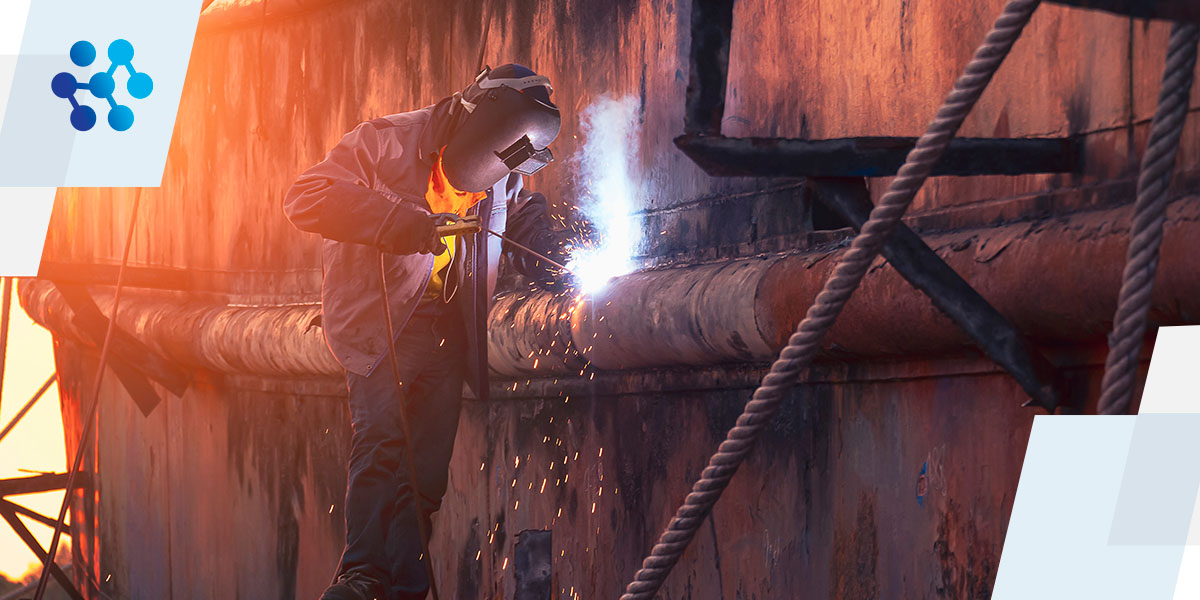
[52,40,153,132]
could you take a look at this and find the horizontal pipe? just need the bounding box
[21,196,1200,379]
[19,282,338,377]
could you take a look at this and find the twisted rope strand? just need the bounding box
[618,2,1041,597]
[1097,23,1199,415]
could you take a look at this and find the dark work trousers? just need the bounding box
[335,307,466,600]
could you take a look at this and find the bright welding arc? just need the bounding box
[565,95,643,294]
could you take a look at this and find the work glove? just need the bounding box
[376,201,447,255]
[504,191,569,290]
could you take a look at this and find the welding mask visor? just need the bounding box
[442,82,561,193]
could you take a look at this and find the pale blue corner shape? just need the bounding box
[0,1,200,187]
[993,416,1186,600]
[1108,414,1200,546]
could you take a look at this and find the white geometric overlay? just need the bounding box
[0,1,200,274]
[994,326,1200,599]
[0,188,56,276]
[0,0,200,187]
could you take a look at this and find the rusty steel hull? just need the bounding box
[19,0,1200,598]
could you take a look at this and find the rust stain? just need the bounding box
[831,492,879,600]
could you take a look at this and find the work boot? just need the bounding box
[319,571,383,600]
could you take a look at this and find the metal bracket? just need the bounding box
[676,2,1061,409]
[808,178,1058,410]
[0,475,88,600]
[52,282,192,416]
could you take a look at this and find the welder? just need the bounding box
[283,64,565,600]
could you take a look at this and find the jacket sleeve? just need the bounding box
[283,121,405,247]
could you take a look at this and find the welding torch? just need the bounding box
[430,212,572,274]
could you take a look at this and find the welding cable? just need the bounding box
[34,192,143,600]
[618,2,1042,598]
[1097,23,1199,416]
[484,227,572,274]
[377,252,442,600]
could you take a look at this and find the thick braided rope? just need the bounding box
[1097,23,1200,416]
[618,2,1041,598]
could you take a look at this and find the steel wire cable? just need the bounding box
[1097,23,1200,416]
[618,1,1042,597]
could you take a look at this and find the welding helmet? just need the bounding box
[441,64,561,193]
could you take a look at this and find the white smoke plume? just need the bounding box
[566,94,643,294]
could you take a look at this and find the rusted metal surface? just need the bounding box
[51,338,350,600]
[676,135,1081,177]
[427,355,1095,600]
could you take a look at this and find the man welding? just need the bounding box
[283,64,564,600]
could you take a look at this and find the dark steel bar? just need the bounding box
[0,473,82,497]
[683,0,736,135]
[809,178,1058,409]
[0,373,57,445]
[676,135,1081,177]
[0,499,69,531]
[513,530,553,600]
[53,282,191,415]
[0,505,84,600]
[1045,0,1200,24]
[0,277,12,415]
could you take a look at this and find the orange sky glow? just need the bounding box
[0,283,67,581]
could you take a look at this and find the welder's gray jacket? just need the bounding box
[283,105,520,400]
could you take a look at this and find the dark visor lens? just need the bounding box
[496,136,553,175]
[511,148,553,176]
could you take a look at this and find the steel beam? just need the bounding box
[0,473,88,497]
[0,504,84,600]
[808,178,1058,409]
[0,499,68,531]
[1046,0,1200,24]
[675,135,1081,178]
